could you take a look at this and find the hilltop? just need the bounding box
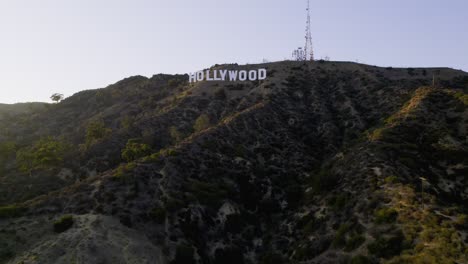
[0,60,467,264]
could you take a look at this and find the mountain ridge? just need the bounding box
[0,60,467,264]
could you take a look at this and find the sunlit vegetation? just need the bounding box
[121,139,151,162]
[374,207,398,224]
[114,162,137,179]
[84,120,112,147]
[452,91,468,105]
[15,137,70,176]
[0,205,24,218]
[193,114,211,133]
[142,148,177,163]
[381,183,468,263]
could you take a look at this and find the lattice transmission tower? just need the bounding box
[292,0,314,61]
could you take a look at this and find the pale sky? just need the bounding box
[0,0,467,104]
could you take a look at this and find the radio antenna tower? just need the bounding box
[304,0,314,61]
[292,0,314,61]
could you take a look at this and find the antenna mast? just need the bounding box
[304,0,314,61]
[292,0,314,61]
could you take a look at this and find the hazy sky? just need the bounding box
[0,0,467,104]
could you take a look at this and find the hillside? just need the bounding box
[0,61,467,264]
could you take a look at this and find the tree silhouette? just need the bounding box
[50,93,64,103]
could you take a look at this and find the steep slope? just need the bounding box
[0,61,467,264]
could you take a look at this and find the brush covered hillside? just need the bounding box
[0,61,468,264]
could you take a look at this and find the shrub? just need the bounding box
[332,223,351,248]
[121,139,151,162]
[16,137,70,175]
[0,248,14,262]
[165,197,185,212]
[188,180,228,207]
[384,176,398,184]
[454,214,467,228]
[169,126,184,143]
[171,244,195,264]
[85,120,112,146]
[374,207,398,224]
[120,115,134,130]
[260,252,284,264]
[168,79,182,88]
[368,128,385,141]
[0,141,16,160]
[53,215,74,233]
[297,213,318,234]
[201,139,217,151]
[143,148,178,163]
[285,184,303,208]
[0,205,24,218]
[193,114,211,133]
[328,194,347,210]
[233,144,246,157]
[453,91,468,105]
[114,162,136,178]
[368,232,404,258]
[309,168,338,193]
[214,88,227,100]
[350,255,373,264]
[344,234,365,252]
[214,246,244,264]
[150,206,167,224]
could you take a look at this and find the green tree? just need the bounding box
[85,120,112,146]
[193,114,211,133]
[50,93,64,103]
[121,139,151,162]
[16,137,70,176]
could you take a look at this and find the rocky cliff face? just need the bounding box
[0,61,467,264]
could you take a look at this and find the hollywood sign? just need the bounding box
[189,69,267,83]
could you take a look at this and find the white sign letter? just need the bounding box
[248,70,257,81]
[213,70,221,81]
[189,72,196,83]
[220,70,228,81]
[206,70,214,81]
[258,69,267,80]
[239,70,247,81]
[228,70,238,81]
[197,71,204,81]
